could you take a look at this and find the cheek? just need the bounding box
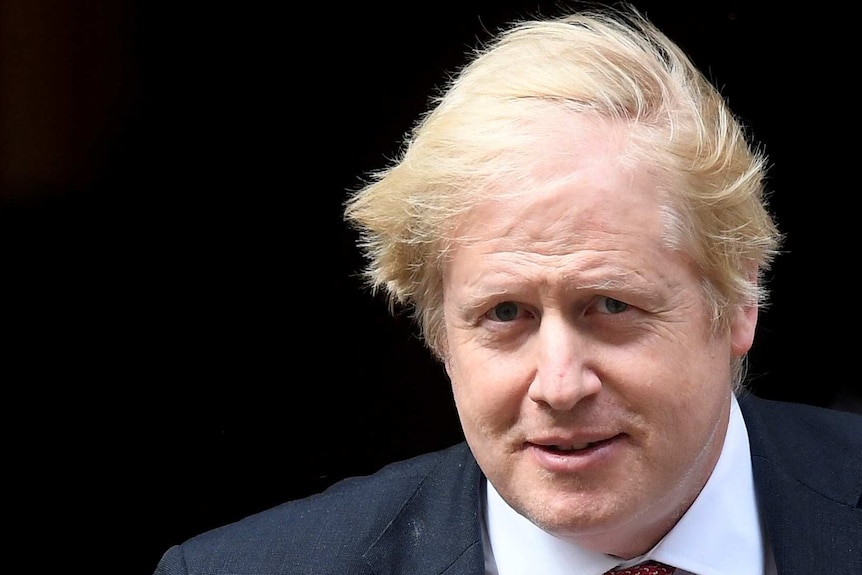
[609,331,727,409]
[639,338,732,435]
[447,344,529,431]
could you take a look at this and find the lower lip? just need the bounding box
[526,435,624,474]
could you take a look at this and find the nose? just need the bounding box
[527,316,601,411]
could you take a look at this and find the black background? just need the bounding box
[1,1,859,573]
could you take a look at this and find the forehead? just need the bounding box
[451,112,667,249]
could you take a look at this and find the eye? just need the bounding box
[595,297,629,315]
[487,301,522,322]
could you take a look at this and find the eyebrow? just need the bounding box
[453,268,655,314]
[575,273,651,293]
[452,284,512,316]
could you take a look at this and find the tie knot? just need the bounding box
[604,560,675,574]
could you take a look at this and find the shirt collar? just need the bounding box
[484,394,766,575]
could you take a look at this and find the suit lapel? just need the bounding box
[364,443,486,575]
[739,393,862,573]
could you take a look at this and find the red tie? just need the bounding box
[604,561,675,574]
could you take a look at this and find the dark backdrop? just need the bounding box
[1,1,858,573]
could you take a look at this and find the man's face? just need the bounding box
[441,114,756,558]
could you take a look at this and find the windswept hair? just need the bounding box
[344,5,782,390]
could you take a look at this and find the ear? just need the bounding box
[730,302,758,357]
[437,337,454,377]
[441,349,454,378]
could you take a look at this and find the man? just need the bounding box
[154,6,862,574]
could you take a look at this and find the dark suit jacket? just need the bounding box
[154,394,862,574]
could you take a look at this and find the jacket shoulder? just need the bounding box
[739,391,862,507]
[155,442,476,575]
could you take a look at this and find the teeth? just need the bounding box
[554,443,591,451]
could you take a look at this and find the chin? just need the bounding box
[514,482,624,533]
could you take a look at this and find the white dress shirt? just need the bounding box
[482,394,777,575]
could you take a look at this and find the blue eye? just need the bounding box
[489,302,520,322]
[599,297,628,314]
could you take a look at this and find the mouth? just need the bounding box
[525,434,624,472]
[533,434,622,453]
